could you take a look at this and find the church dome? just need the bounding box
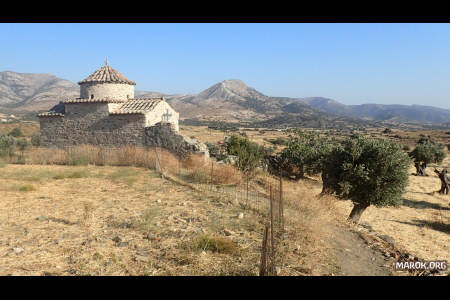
[78,61,136,100]
[78,64,136,85]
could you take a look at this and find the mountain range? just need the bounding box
[1,71,449,127]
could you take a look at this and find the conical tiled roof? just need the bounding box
[78,64,136,85]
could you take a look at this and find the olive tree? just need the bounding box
[226,135,266,176]
[322,136,411,223]
[409,137,446,176]
[278,130,337,181]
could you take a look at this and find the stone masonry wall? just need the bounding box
[144,122,209,158]
[80,82,135,100]
[40,102,146,147]
[40,103,209,159]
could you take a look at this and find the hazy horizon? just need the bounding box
[2,23,450,109]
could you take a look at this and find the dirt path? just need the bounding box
[326,223,394,276]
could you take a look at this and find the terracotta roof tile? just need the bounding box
[110,98,164,115]
[78,65,136,85]
[63,98,127,104]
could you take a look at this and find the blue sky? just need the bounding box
[1,23,450,109]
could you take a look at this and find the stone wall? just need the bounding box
[80,82,135,100]
[144,122,209,158]
[40,103,208,159]
[40,102,146,147]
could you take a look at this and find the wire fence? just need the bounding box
[152,147,287,276]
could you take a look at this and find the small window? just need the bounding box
[90,94,94,99]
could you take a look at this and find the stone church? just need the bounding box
[38,62,208,158]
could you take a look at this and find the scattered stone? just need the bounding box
[135,255,150,263]
[360,222,373,231]
[145,233,156,240]
[223,229,234,236]
[238,213,244,219]
[175,216,187,223]
[117,242,129,247]
[379,234,395,246]
[201,251,207,256]
[275,266,281,275]
[112,236,121,243]
[13,247,24,255]
[36,216,47,221]
[156,199,161,203]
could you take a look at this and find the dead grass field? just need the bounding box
[0,163,343,276]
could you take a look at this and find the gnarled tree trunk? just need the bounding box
[348,202,369,223]
[415,162,427,176]
[320,172,334,195]
[434,168,449,195]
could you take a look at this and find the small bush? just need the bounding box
[53,169,89,180]
[16,138,31,152]
[0,135,16,157]
[193,234,239,255]
[19,184,36,192]
[31,133,40,147]
[186,168,210,183]
[8,127,23,137]
[403,145,411,151]
[211,163,241,185]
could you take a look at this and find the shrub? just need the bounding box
[0,135,16,157]
[186,167,210,184]
[193,234,239,255]
[8,127,23,137]
[226,135,266,175]
[31,133,40,147]
[403,145,411,151]
[19,184,36,192]
[16,138,31,152]
[322,136,411,223]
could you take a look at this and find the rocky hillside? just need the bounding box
[0,71,78,112]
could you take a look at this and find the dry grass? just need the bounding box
[0,122,39,137]
[0,164,269,276]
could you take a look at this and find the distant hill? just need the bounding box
[1,71,448,127]
[299,97,450,124]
